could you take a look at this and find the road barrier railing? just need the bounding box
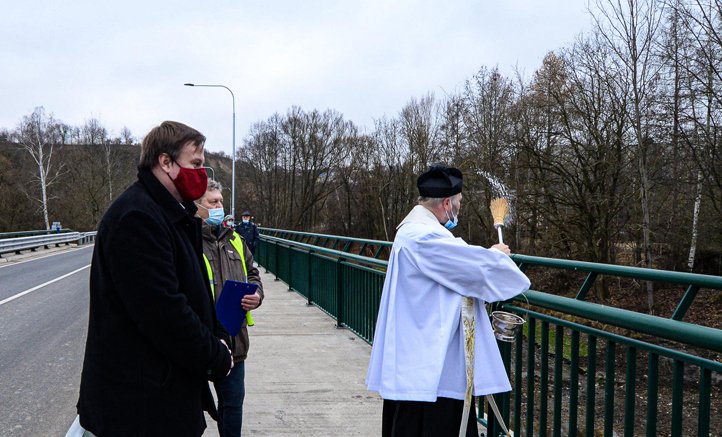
[257,230,722,436]
[0,231,97,257]
[0,229,74,239]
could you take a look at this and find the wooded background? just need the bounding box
[1,0,720,289]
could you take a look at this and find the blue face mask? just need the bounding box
[196,202,225,226]
[242,219,250,224]
[206,208,225,226]
[444,206,459,230]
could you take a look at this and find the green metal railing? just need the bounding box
[256,230,722,436]
[257,235,387,343]
[512,254,722,322]
[259,227,392,259]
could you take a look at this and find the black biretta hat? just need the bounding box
[417,164,463,197]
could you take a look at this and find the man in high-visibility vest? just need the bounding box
[196,179,264,437]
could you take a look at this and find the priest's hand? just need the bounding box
[491,243,511,256]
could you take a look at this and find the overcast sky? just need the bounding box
[2,1,593,155]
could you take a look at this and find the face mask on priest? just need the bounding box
[444,197,460,230]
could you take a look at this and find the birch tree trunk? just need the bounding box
[13,107,64,230]
[687,170,703,271]
[105,143,113,202]
[38,145,50,230]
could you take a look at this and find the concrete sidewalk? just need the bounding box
[203,268,382,436]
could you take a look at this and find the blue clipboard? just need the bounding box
[216,280,258,336]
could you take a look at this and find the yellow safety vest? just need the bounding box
[203,231,255,326]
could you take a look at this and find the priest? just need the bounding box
[366,164,531,436]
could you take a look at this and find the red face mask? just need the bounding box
[170,165,208,201]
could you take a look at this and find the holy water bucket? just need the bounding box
[491,311,525,342]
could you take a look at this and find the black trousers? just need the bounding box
[382,396,479,437]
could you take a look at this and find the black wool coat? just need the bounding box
[77,168,232,437]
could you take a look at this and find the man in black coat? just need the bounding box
[77,121,233,437]
[235,211,260,256]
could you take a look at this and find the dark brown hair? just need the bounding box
[138,121,206,170]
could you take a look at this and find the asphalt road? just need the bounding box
[0,244,383,436]
[0,245,94,437]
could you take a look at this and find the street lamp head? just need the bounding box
[184,81,236,217]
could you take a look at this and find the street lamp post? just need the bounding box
[184,83,237,218]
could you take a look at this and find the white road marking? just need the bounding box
[0,264,91,306]
[0,244,94,269]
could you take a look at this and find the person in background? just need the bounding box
[366,164,530,437]
[223,214,235,230]
[235,211,260,256]
[77,121,233,437]
[196,179,264,437]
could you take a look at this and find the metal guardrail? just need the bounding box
[0,229,75,240]
[257,230,722,436]
[0,229,74,239]
[0,232,97,257]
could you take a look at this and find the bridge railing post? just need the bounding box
[273,242,280,281]
[288,246,293,291]
[336,256,345,328]
[307,249,314,306]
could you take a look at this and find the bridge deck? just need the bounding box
[203,267,382,436]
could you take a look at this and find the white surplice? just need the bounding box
[366,205,531,402]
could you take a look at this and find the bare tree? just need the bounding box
[240,114,285,227]
[83,117,122,202]
[462,67,517,173]
[119,126,135,145]
[510,53,568,256]
[515,37,632,290]
[238,107,356,231]
[438,93,467,155]
[399,93,443,173]
[663,0,722,270]
[81,118,108,145]
[372,116,416,239]
[286,108,355,229]
[683,0,722,220]
[456,67,517,246]
[593,0,666,312]
[12,107,65,230]
[0,152,33,230]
